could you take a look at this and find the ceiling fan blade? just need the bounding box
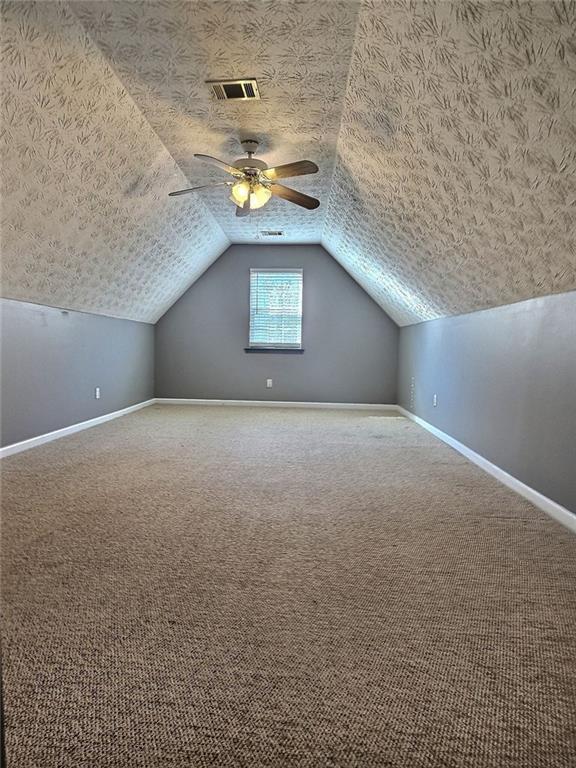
[262,160,318,181]
[168,182,232,197]
[269,183,320,209]
[236,197,251,217]
[194,153,243,177]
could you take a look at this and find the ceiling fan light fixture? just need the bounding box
[230,179,251,206]
[170,144,319,212]
[230,180,271,210]
[249,183,272,210]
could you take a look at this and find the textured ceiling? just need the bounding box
[0,0,229,322]
[74,0,359,245]
[1,0,575,325]
[324,0,576,324]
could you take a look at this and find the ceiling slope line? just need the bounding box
[317,3,432,327]
[318,241,402,328]
[68,1,231,254]
[319,2,438,327]
[319,0,363,238]
[149,240,231,324]
[309,0,363,247]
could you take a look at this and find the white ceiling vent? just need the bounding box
[207,79,260,101]
[260,230,284,237]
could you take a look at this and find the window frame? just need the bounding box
[247,267,304,352]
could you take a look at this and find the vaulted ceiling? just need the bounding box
[1,0,575,325]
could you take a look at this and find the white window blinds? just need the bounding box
[249,269,303,349]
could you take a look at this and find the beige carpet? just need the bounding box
[1,405,575,767]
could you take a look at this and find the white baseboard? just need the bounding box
[0,399,155,458]
[397,406,576,534]
[154,398,398,411]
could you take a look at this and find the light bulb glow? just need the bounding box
[249,184,272,210]
[231,179,251,206]
[230,179,272,210]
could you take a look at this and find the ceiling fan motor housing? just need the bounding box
[241,138,260,155]
[233,158,268,173]
[235,139,268,173]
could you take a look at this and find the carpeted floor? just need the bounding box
[1,405,575,767]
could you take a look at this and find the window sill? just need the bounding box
[244,347,304,354]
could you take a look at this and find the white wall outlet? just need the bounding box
[95,387,101,400]
[266,379,273,389]
[433,393,438,407]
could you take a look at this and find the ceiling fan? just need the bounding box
[169,139,320,217]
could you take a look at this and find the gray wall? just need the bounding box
[0,298,154,446]
[156,244,398,403]
[398,291,576,513]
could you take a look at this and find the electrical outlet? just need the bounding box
[95,387,101,400]
[433,393,438,407]
[266,379,273,389]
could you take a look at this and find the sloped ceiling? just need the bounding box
[324,0,576,324]
[1,0,575,325]
[0,0,228,322]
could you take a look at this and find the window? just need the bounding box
[249,269,303,349]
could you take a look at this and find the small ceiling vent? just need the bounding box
[207,79,261,101]
[260,230,284,237]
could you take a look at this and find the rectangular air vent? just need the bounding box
[207,79,261,101]
[260,230,284,237]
